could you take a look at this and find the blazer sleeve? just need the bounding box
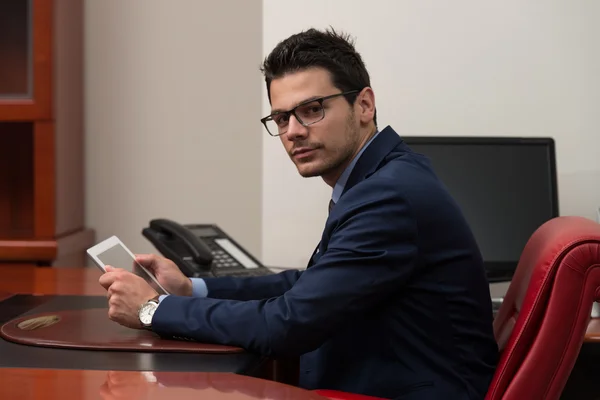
[202,268,304,301]
[151,178,418,357]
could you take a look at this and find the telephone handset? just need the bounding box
[142,218,272,278]
[142,218,214,274]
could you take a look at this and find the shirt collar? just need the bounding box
[331,130,380,203]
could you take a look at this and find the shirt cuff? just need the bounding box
[157,278,207,304]
[190,278,208,297]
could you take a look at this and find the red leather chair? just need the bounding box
[487,215,600,399]
[315,216,600,400]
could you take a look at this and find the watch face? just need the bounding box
[139,302,157,325]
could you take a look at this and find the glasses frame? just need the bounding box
[260,90,360,137]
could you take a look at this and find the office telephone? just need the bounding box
[141,218,273,278]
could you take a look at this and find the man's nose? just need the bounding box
[284,114,308,141]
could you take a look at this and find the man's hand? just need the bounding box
[135,254,193,297]
[98,267,158,329]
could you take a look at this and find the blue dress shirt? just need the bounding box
[331,130,379,204]
[159,278,207,303]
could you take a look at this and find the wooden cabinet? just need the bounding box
[0,0,94,266]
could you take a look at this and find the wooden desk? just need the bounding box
[2,265,600,343]
[0,264,298,386]
[584,319,600,343]
[0,369,324,400]
[0,264,106,295]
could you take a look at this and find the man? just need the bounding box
[100,28,499,399]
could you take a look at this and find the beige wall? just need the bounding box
[84,0,263,257]
[261,0,600,269]
[83,1,600,272]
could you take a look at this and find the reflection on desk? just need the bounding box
[0,265,299,385]
[0,369,324,400]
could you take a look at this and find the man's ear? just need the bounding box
[356,87,375,124]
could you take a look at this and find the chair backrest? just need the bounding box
[486,216,600,400]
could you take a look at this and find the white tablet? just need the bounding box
[87,235,169,295]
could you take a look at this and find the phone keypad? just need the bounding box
[203,239,273,278]
[213,268,273,278]
[207,242,240,268]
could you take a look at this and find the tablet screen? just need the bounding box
[96,242,168,296]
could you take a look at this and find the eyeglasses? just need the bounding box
[260,90,360,137]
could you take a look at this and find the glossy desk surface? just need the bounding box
[584,319,600,343]
[0,369,324,400]
[0,265,265,373]
[0,265,316,399]
[2,264,600,400]
[0,264,107,296]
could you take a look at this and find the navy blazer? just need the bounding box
[152,126,499,399]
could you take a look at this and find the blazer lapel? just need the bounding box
[342,125,403,197]
[306,126,404,269]
[306,243,319,268]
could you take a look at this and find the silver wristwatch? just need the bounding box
[138,296,159,329]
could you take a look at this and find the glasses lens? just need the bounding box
[264,118,284,136]
[296,101,324,125]
[263,100,325,136]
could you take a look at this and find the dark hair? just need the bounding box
[261,27,376,126]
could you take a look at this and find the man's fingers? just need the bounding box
[135,254,153,264]
[108,293,118,307]
[99,275,112,290]
[108,307,119,322]
[98,271,120,290]
[136,254,158,272]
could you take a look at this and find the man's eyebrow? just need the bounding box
[271,95,322,114]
